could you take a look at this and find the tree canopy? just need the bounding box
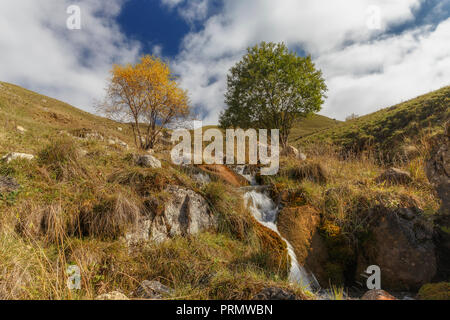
[100,55,190,150]
[219,42,327,148]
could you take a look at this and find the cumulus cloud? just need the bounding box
[167,0,449,124]
[0,0,140,113]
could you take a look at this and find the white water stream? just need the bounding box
[235,166,320,291]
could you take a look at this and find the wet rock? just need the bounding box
[361,290,396,300]
[2,152,34,163]
[135,154,161,169]
[375,168,412,185]
[253,287,299,300]
[0,176,20,193]
[357,207,436,291]
[277,205,329,287]
[95,291,129,300]
[133,280,174,299]
[126,186,216,244]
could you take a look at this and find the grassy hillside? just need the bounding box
[288,114,341,144]
[0,81,137,155]
[0,82,307,300]
[298,86,450,160]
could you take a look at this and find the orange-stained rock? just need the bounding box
[197,164,249,187]
[361,290,396,300]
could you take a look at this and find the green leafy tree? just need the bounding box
[219,42,327,149]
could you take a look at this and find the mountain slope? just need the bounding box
[0,81,136,154]
[298,86,450,158]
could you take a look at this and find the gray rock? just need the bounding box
[126,186,216,244]
[2,152,34,163]
[133,280,174,299]
[135,154,161,169]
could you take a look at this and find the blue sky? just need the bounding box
[0,0,449,124]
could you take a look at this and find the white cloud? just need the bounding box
[167,0,450,124]
[0,0,140,113]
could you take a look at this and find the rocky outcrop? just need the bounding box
[277,205,329,286]
[133,280,174,299]
[361,290,396,300]
[253,287,299,300]
[135,154,162,169]
[126,186,217,244]
[2,152,34,163]
[95,291,129,300]
[375,168,412,185]
[356,207,436,291]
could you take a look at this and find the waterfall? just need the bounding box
[243,190,320,291]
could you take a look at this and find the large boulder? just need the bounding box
[375,168,412,185]
[126,186,217,244]
[356,207,436,291]
[277,205,329,286]
[2,152,34,163]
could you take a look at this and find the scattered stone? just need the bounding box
[95,291,129,300]
[281,145,307,161]
[0,176,20,193]
[133,280,174,299]
[375,167,412,185]
[16,126,26,133]
[361,290,396,300]
[253,287,299,300]
[2,152,34,163]
[117,127,123,131]
[126,186,216,244]
[135,154,162,169]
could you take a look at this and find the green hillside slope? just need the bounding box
[299,86,450,159]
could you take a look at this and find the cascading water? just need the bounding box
[233,165,320,291]
[243,190,319,291]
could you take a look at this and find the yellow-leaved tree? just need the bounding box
[100,55,190,150]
